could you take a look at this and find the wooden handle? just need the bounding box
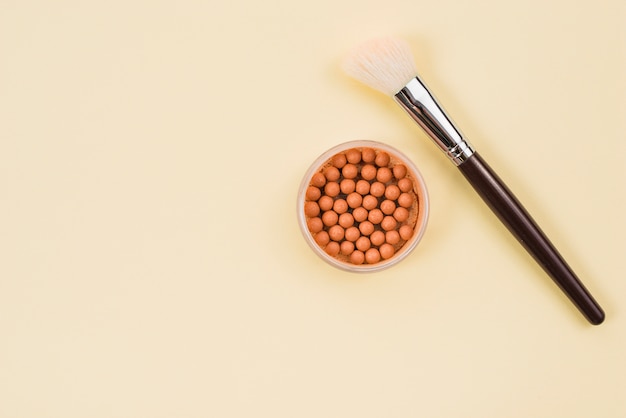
[458,153,605,324]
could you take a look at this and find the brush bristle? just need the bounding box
[342,37,417,96]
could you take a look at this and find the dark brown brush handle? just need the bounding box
[457,153,605,325]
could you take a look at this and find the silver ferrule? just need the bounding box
[394,77,474,166]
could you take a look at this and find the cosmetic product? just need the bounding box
[298,140,429,272]
[342,37,604,324]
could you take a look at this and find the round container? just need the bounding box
[297,140,429,272]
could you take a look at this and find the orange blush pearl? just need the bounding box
[306,186,321,201]
[311,172,326,188]
[346,149,362,164]
[352,207,368,222]
[333,199,348,214]
[392,164,407,179]
[362,195,378,210]
[375,151,390,167]
[385,230,400,245]
[381,216,397,231]
[367,208,383,224]
[328,225,345,241]
[324,182,340,197]
[340,241,355,256]
[318,195,333,211]
[393,207,409,222]
[340,179,356,194]
[399,225,414,240]
[307,217,323,233]
[324,166,340,182]
[398,178,413,193]
[315,231,330,246]
[380,199,396,215]
[355,180,370,195]
[365,248,381,264]
[346,192,363,209]
[379,243,395,260]
[370,182,385,197]
[322,210,338,227]
[350,250,365,265]
[304,201,320,217]
[342,164,358,179]
[338,212,354,228]
[332,153,347,168]
[398,192,413,208]
[325,241,340,256]
[370,230,385,246]
[361,147,376,163]
[360,164,377,181]
[384,185,401,201]
[376,167,392,183]
[345,227,360,242]
[356,236,371,251]
[359,221,375,236]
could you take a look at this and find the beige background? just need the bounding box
[1,0,625,417]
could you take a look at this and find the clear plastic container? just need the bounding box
[297,140,429,272]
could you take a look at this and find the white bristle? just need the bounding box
[342,37,417,96]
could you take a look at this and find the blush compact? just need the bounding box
[297,140,429,272]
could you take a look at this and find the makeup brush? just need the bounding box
[343,37,605,325]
